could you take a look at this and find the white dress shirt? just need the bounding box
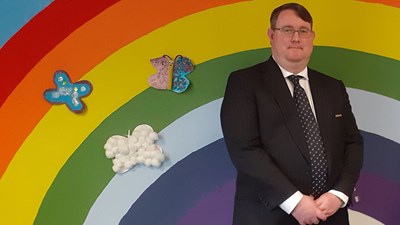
[274,61,349,214]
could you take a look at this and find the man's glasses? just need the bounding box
[274,26,313,38]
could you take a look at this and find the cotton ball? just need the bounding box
[128,136,138,148]
[154,151,165,162]
[148,131,158,141]
[110,145,118,153]
[142,150,151,158]
[105,149,115,159]
[105,148,117,159]
[104,142,114,151]
[131,130,141,138]
[136,155,145,164]
[129,144,138,154]
[131,152,138,159]
[137,137,145,144]
[109,135,126,146]
[146,144,156,152]
[119,155,130,164]
[135,124,153,133]
[147,150,156,158]
[151,158,161,167]
[143,138,153,147]
[114,153,123,159]
[124,158,136,170]
[127,142,134,151]
[112,158,122,166]
[106,136,119,145]
[137,147,145,154]
[117,138,127,147]
[130,143,141,153]
[128,135,138,144]
[140,142,149,149]
[104,136,121,156]
[144,158,152,167]
[138,129,147,137]
[129,156,137,166]
[112,164,121,173]
[112,158,123,172]
[119,145,129,155]
[117,156,132,173]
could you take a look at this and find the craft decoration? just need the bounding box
[104,124,166,173]
[148,55,194,93]
[43,70,92,113]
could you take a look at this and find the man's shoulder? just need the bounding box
[232,61,265,73]
[225,61,269,87]
[308,67,343,85]
[230,57,275,78]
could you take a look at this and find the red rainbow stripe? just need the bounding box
[0,0,119,107]
[0,0,246,178]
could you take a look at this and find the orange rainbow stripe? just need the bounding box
[359,0,400,8]
[0,0,246,178]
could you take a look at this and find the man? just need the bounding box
[220,3,363,225]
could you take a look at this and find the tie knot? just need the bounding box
[288,75,302,86]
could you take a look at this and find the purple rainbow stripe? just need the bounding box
[351,172,400,225]
[177,180,235,225]
[119,130,398,224]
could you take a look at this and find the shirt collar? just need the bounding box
[272,56,309,80]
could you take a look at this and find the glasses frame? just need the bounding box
[274,26,313,38]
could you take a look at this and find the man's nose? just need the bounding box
[291,31,300,42]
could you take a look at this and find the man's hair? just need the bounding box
[270,3,313,29]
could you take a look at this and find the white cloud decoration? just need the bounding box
[104,124,166,173]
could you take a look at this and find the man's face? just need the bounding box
[268,9,315,68]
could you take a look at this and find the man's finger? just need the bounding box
[310,217,320,224]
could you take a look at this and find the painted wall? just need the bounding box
[0,0,399,225]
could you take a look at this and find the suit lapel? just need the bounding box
[260,58,311,164]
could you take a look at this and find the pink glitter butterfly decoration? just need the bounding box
[148,55,194,93]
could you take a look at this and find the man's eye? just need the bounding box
[283,28,293,33]
[299,29,309,34]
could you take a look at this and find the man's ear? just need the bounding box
[267,28,274,41]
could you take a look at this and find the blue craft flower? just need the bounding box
[43,70,92,113]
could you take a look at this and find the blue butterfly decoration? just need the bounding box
[43,70,93,113]
[148,55,194,93]
[171,55,194,93]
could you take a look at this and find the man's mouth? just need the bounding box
[288,46,302,50]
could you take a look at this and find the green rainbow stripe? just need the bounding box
[1,1,399,225]
[0,0,244,179]
[34,45,267,225]
[35,47,399,225]
[310,46,400,100]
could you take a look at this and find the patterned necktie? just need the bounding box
[288,75,328,197]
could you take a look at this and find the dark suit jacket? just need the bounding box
[220,56,363,225]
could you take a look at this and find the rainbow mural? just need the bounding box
[0,0,399,224]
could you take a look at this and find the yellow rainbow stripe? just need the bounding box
[0,1,398,224]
